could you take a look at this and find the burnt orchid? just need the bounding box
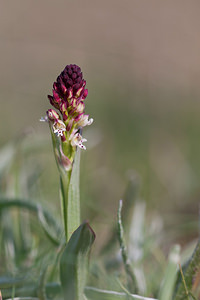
[41,64,93,241]
[42,64,93,171]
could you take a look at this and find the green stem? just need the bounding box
[60,172,71,242]
[59,148,81,242]
[49,123,81,243]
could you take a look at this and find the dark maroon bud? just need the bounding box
[48,64,88,111]
[76,77,81,83]
[73,83,79,89]
[67,79,73,86]
[82,89,88,99]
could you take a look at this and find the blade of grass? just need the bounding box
[0,198,61,243]
[0,277,29,289]
[37,266,48,300]
[85,287,158,300]
[128,200,146,294]
[159,245,180,300]
[173,240,200,300]
[100,174,140,255]
[0,143,16,177]
[117,199,138,294]
[37,205,60,246]
[6,298,39,300]
[178,263,198,300]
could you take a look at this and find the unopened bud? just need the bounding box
[47,109,60,121]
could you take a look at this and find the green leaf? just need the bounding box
[100,173,140,255]
[159,244,180,300]
[0,198,61,244]
[173,239,200,299]
[37,266,48,300]
[37,205,60,246]
[60,221,95,300]
[6,298,38,300]
[0,143,16,177]
[128,200,146,294]
[0,280,61,298]
[85,287,158,300]
[0,277,27,288]
[0,279,37,298]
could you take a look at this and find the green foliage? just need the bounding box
[173,240,200,300]
[0,198,62,246]
[0,127,200,300]
[117,200,138,293]
[60,222,95,300]
[159,245,180,300]
[85,287,157,300]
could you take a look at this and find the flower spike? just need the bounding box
[42,64,93,170]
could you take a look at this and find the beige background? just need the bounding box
[1,1,200,140]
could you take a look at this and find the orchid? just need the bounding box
[40,64,93,242]
[41,64,93,170]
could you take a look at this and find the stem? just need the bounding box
[49,123,81,243]
[60,172,71,242]
[60,148,81,242]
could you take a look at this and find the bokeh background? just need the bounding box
[1,0,200,248]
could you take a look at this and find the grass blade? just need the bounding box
[173,239,200,299]
[159,244,180,300]
[85,287,158,300]
[128,200,146,294]
[0,198,61,242]
[37,205,60,246]
[117,200,138,293]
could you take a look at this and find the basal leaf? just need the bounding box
[60,221,95,300]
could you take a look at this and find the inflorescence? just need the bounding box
[41,64,93,170]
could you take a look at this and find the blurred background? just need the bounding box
[1,0,200,249]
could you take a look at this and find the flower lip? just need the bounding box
[52,119,66,137]
[69,129,87,150]
[76,114,93,127]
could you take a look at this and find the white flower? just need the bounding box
[52,120,66,137]
[69,129,87,150]
[77,114,93,127]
